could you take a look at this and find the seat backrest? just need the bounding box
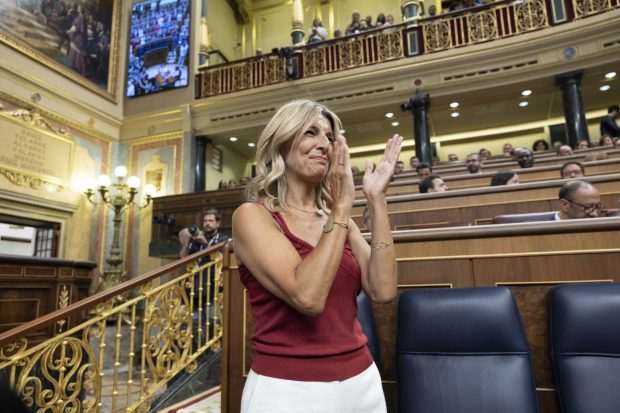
[549,283,620,413]
[356,291,381,368]
[397,287,539,413]
[492,211,556,224]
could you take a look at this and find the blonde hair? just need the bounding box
[246,99,342,212]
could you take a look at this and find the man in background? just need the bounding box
[556,180,602,220]
[465,153,482,174]
[560,161,585,179]
[517,149,535,168]
[419,174,448,193]
[600,105,620,138]
[416,162,433,178]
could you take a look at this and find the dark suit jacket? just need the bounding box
[600,114,620,137]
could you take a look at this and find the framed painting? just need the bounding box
[0,0,122,102]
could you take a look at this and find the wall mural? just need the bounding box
[0,0,122,101]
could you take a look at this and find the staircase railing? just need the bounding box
[0,241,231,413]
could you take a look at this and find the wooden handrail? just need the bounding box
[0,241,230,346]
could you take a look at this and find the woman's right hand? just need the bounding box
[327,134,355,217]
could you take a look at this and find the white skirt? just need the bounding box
[240,362,387,413]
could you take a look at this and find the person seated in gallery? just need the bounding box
[555,180,603,220]
[502,142,514,157]
[394,160,405,175]
[419,174,448,193]
[490,171,519,186]
[465,153,482,174]
[560,161,585,179]
[532,139,549,152]
[478,148,492,161]
[409,155,420,169]
[416,162,432,178]
[557,145,574,156]
[517,148,535,168]
[599,134,614,147]
[448,153,459,161]
[575,139,590,149]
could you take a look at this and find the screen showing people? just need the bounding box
[126,0,191,97]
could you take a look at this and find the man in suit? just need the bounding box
[555,180,602,220]
[600,105,620,138]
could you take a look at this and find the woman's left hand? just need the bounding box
[362,134,403,199]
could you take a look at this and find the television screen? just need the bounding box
[126,0,191,98]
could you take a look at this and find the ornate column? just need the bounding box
[194,136,208,192]
[291,0,304,45]
[402,90,433,164]
[555,70,589,147]
[199,0,209,66]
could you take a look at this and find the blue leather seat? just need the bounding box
[549,283,620,413]
[397,287,539,413]
[356,291,381,368]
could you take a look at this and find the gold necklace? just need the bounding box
[288,205,324,216]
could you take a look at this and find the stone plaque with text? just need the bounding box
[0,113,74,184]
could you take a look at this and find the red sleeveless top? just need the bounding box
[238,211,372,381]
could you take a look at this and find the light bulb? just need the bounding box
[97,174,111,187]
[143,184,157,196]
[84,178,96,191]
[127,176,140,188]
[114,165,128,178]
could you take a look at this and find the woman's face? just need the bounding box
[534,141,546,151]
[577,140,589,149]
[284,114,334,182]
[602,136,613,146]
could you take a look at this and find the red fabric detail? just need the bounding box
[239,211,371,381]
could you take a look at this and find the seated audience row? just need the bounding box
[218,177,251,189]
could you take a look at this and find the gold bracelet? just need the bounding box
[370,239,394,249]
[334,221,349,230]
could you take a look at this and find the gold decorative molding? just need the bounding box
[56,285,71,333]
[0,90,117,142]
[0,167,63,191]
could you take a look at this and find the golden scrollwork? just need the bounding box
[573,0,609,17]
[143,285,193,379]
[0,234,241,410]
[515,0,548,31]
[56,285,71,333]
[339,40,364,68]
[468,10,498,42]
[0,167,64,190]
[265,57,287,84]
[424,20,452,51]
[304,48,327,76]
[13,337,100,412]
[377,32,404,61]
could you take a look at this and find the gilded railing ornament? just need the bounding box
[14,338,100,412]
[573,0,609,17]
[424,21,452,51]
[468,10,497,42]
[516,0,547,31]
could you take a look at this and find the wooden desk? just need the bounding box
[0,255,95,342]
[355,158,620,198]
[352,173,620,228]
[221,218,620,413]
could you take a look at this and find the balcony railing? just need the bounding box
[0,242,230,412]
[195,0,619,98]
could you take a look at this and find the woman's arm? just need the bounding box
[349,135,403,302]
